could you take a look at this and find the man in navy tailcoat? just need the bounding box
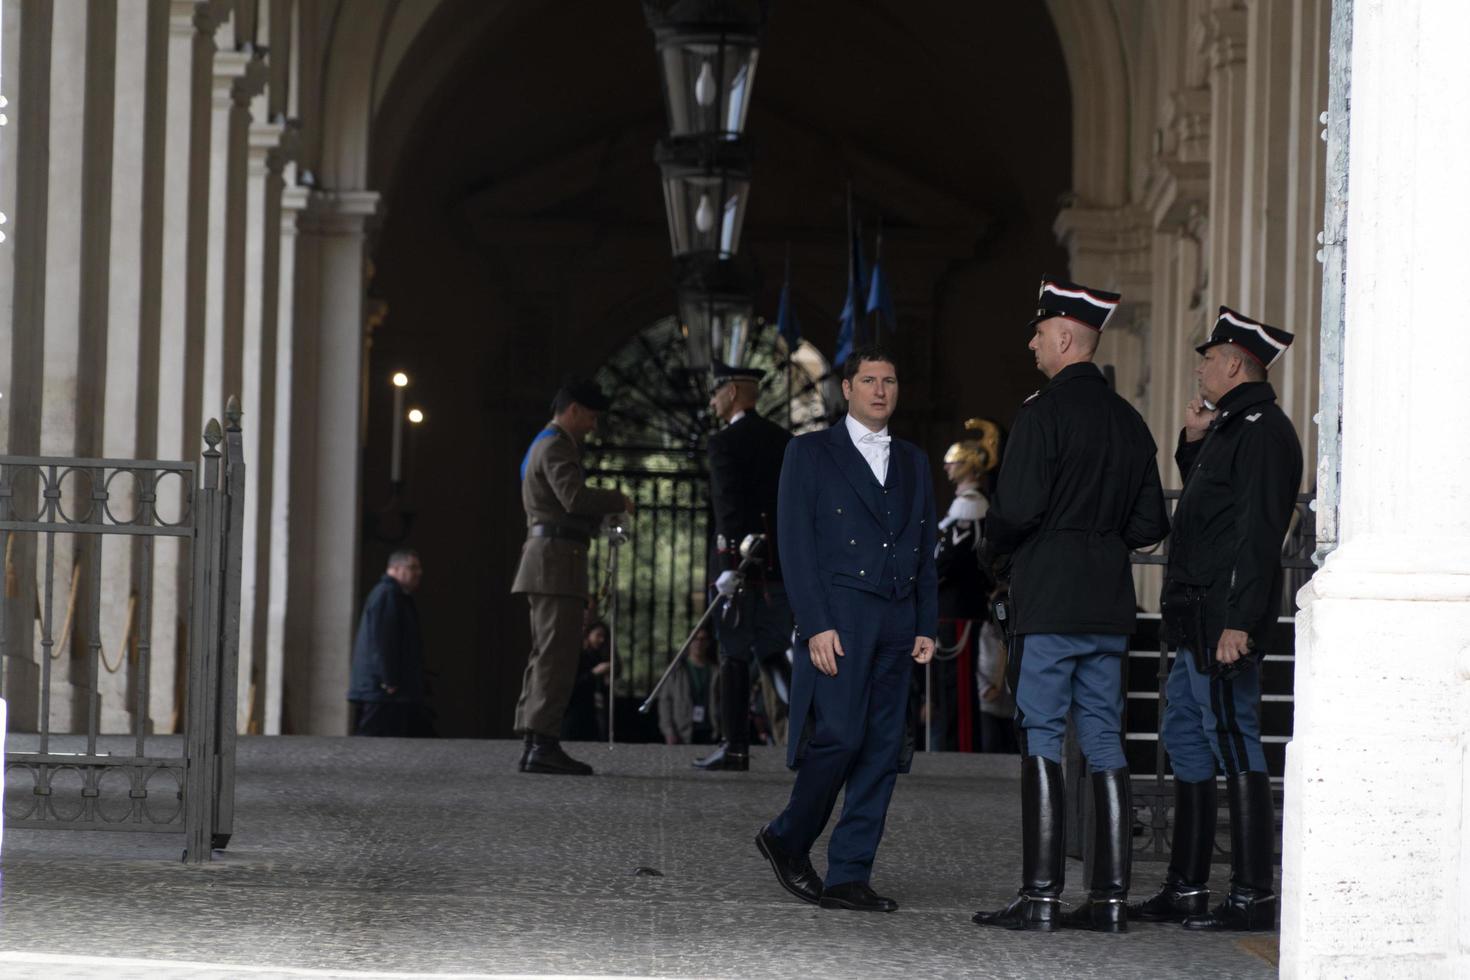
[754,344,938,914]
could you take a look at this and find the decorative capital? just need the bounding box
[1200,6,1248,70]
[1053,204,1152,298]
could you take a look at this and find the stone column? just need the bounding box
[149,0,220,732]
[0,0,19,457]
[1142,85,1211,487]
[1277,0,1330,457]
[1,0,53,731]
[236,110,285,734]
[97,0,151,733]
[202,42,249,429]
[40,0,94,731]
[1198,1,1250,315]
[282,189,377,735]
[264,177,306,735]
[1282,0,1470,974]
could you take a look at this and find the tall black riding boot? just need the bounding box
[974,756,1065,931]
[694,657,750,771]
[1131,777,1217,922]
[1063,768,1133,932]
[1184,771,1276,931]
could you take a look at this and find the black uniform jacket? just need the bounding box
[1164,381,1303,652]
[707,409,792,578]
[986,362,1169,635]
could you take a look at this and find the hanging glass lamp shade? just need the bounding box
[656,137,751,260]
[645,0,764,139]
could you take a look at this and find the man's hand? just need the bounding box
[1215,628,1251,666]
[1183,397,1218,443]
[980,684,1000,703]
[911,636,935,665]
[808,629,845,677]
[714,570,741,597]
[591,661,610,678]
[381,684,398,695]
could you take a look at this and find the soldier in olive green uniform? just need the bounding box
[512,378,632,775]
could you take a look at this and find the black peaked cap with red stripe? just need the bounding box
[1196,306,1294,368]
[1027,275,1122,332]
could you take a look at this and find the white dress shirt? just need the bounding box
[728,409,747,426]
[844,413,891,484]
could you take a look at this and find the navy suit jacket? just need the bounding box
[777,420,938,767]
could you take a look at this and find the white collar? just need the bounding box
[728,409,747,426]
[844,413,889,442]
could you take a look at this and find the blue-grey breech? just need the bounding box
[1013,632,1128,770]
[1161,648,1267,782]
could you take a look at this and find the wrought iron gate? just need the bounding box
[1,402,245,863]
[586,315,832,715]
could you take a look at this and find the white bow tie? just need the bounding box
[859,432,891,445]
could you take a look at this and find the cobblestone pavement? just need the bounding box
[0,737,1276,978]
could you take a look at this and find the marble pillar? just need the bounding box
[1282,0,1470,974]
[0,0,48,731]
[282,189,377,735]
[264,179,307,735]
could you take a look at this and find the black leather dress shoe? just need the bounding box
[818,881,898,913]
[754,827,821,905]
[693,743,749,771]
[517,734,534,773]
[523,735,593,776]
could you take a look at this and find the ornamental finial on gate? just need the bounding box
[225,396,242,431]
[203,418,223,451]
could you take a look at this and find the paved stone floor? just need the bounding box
[0,737,1276,979]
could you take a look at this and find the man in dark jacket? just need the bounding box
[975,276,1169,933]
[1131,307,1302,933]
[695,361,793,771]
[348,550,432,737]
[755,345,937,915]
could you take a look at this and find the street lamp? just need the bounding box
[391,372,410,484]
[656,137,750,259]
[677,258,756,371]
[645,0,765,140]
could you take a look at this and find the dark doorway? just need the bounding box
[361,1,1072,738]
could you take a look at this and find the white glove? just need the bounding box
[715,570,741,597]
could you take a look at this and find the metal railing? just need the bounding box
[1,401,246,862]
[1121,491,1314,863]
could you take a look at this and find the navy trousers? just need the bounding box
[769,587,914,887]
[1161,648,1268,781]
[1013,632,1128,770]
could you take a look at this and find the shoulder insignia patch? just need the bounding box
[1245,412,1263,422]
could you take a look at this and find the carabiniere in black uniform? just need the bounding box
[975,275,1168,934]
[1132,306,1302,933]
[695,362,794,772]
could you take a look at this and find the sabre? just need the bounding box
[602,514,630,749]
[639,533,767,716]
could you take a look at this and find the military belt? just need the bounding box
[528,523,591,546]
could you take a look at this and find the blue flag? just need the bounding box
[834,226,868,368]
[865,255,897,333]
[776,280,801,350]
